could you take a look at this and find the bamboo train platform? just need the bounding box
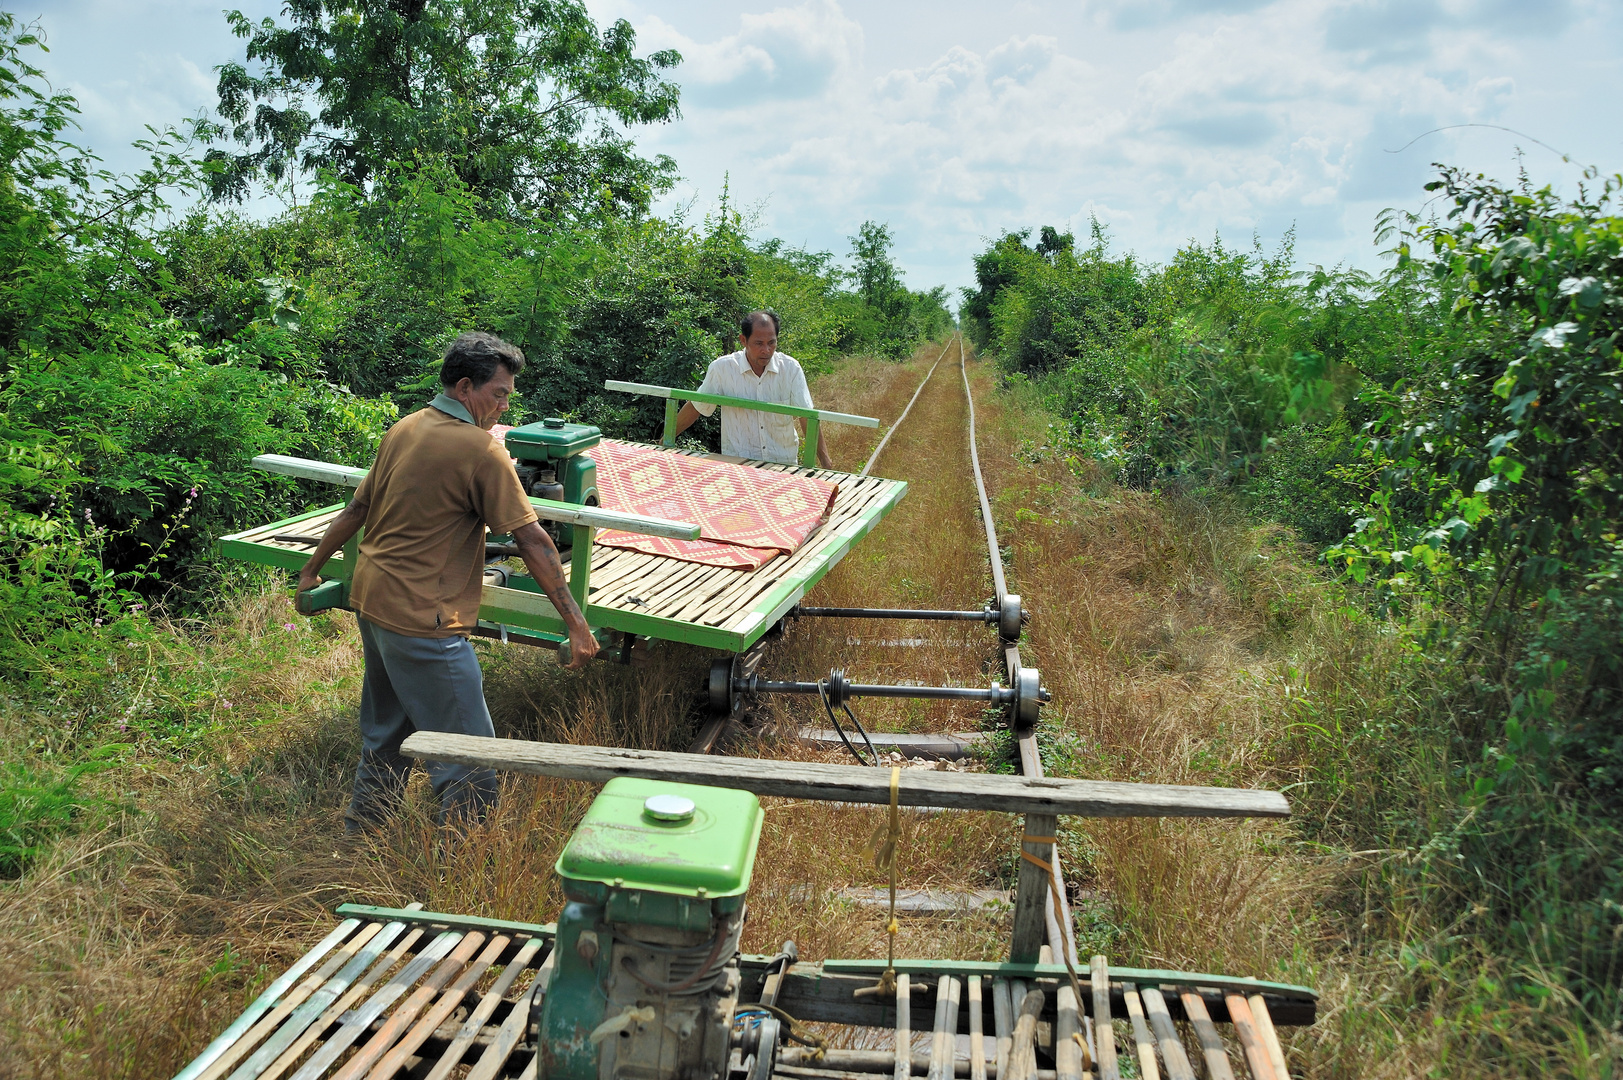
[174,742,1314,1080]
[220,444,906,655]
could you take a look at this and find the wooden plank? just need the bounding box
[259,926,432,1080]
[192,920,377,1080]
[222,920,407,1080]
[1247,995,1290,1080]
[968,977,987,1080]
[1222,993,1277,1080]
[1178,989,1235,1080]
[369,933,511,1080]
[400,735,1292,819]
[328,931,487,1080]
[1054,984,1084,1080]
[604,380,881,428]
[1121,985,1160,1080]
[253,453,368,487]
[1010,815,1055,963]
[1136,988,1195,1080]
[1006,989,1045,1080]
[894,974,912,1080]
[286,931,463,1080]
[423,940,550,1080]
[1089,956,1120,1080]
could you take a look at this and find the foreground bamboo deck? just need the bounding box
[175,904,1314,1080]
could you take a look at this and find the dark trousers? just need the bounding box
[348,616,499,831]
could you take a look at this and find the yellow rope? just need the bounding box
[1019,832,1094,1071]
[863,767,903,998]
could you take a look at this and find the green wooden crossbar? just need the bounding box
[334,903,556,938]
[603,380,879,468]
[817,957,1317,1001]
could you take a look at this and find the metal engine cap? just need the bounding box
[644,794,697,822]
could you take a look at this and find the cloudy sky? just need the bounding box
[23,0,1623,299]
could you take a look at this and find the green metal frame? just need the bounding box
[818,957,1317,1001]
[326,906,1313,1001]
[604,380,879,469]
[219,453,907,654]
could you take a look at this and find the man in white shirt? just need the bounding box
[671,310,834,468]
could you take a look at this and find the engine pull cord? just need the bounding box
[743,1003,829,1058]
[854,768,903,1000]
[1020,833,1095,1072]
[818,677,879,766]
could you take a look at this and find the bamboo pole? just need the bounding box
[993,980,1014,1080]
[1089,956,1119,1080]
[1177,989,1235,1080]
[894,974,913,1080]
[1247,994,1290,1080]
[1006,989,1046,1080]
[1120,985,1160,1080]
[968,977,987,1080]
[422,939,549,1080]
[1136,988,1195,1080]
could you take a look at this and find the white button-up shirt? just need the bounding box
[690,350,815,464]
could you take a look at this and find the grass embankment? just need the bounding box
[0,341,1569,1077]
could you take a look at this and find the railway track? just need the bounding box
[190,335,1313,1080]
[747,334,1083,974]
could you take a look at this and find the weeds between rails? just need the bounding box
[0,341,1581,1077]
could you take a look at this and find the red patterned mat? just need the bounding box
[588,440,838,570]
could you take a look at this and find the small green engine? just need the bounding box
[506,418,601,504]
[539,778,764,1080]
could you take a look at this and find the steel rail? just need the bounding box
[960,336,1007,602]
[860,335,955,477]
[953,337,1080,970]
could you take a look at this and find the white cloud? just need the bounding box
[30,0,1622,297]
[635,0,863,107]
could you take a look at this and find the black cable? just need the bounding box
[818,679,879,766]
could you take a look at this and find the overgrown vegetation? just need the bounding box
[0,4,949,877]
[968,169,1623,1074]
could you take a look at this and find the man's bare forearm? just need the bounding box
[512,523,590,630]
[673,401,702,437]
[297,501,367,589]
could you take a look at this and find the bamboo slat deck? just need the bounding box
[175,906,1311,1080]
[219,445,908,654]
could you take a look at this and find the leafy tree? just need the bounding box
[207,0,682,221]
[1337,167,1623,600]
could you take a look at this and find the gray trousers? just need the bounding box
[349,616,499,831]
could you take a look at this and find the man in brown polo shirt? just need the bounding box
[297,332,598,831]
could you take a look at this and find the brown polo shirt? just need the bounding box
[348,404,536,637]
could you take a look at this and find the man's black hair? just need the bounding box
[440,331,526,388]
[740,310,781,338]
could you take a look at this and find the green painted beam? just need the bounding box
[606,380,879,429]
[334,903,555,938]
[816,957,1317,1001]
